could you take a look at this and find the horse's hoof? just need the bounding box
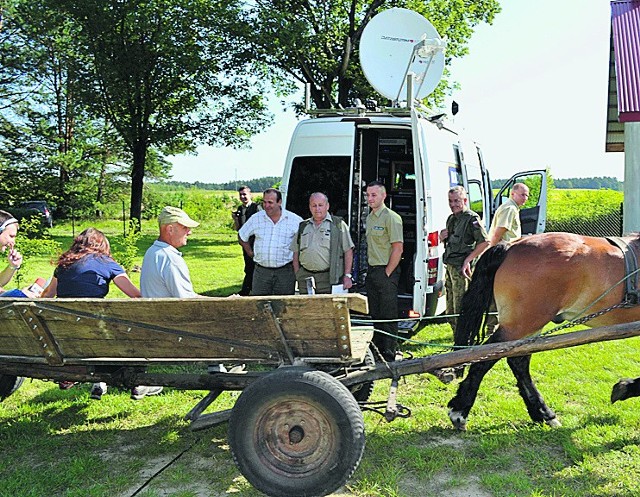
[448,409,467,431]
[545,417,562,428]
[611,378,632,404]
[433,368,456,384]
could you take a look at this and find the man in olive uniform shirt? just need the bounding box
[365,181,403,361]
[291,192,354,294]
[440,186,490,333]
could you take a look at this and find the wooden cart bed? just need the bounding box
[0,294,371,367]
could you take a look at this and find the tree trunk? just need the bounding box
[96,158,106,218]
[129,140,146,228]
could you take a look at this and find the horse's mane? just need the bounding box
[454,243,510,346]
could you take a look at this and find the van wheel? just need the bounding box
[0,375,24,401]
[228,368,365,497]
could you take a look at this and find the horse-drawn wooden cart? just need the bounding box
[1,294,640,497]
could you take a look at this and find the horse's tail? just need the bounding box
[454,243,510,347]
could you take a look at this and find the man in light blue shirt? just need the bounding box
[136,206,200,400]
[141,206,200,298]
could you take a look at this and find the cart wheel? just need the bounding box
[0,375,24,401]
[228,368,365,497]
[349,346,375,403]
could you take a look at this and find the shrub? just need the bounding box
[10,210,50,238]
[111,220,142,272]
[14,227,61,287]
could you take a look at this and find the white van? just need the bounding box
[280,8,547,328]
[281,107,547,326]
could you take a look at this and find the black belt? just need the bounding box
[256,262,293,270]
[300,265,329,274]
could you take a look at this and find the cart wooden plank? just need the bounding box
[0,294,371,366]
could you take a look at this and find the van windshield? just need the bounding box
[284,156,351,219]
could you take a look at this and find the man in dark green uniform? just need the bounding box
[440,186,490,333]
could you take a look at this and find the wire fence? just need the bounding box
[545,206,624,237]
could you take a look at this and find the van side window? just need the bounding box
[452,145,464,186]
[467,180,484,219]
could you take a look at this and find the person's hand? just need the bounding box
[461,260,472,279]
[440,228,448,241]
[342,275,353,290]
[7,248,22,269]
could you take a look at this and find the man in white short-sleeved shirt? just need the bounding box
[238,188,302,295]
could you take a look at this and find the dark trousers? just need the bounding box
[251,263,296,296]
[365,266,400,361]
[240,252,255,296]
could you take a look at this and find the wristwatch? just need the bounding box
[344,273,352,279]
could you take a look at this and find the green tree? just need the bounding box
[54,0,272,224]
[0,0,135,214]
[239,0,501,109]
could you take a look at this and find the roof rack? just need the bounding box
[305,107,413,119]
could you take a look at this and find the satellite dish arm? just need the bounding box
[414,53,436,99]
[395,36,446,103]
[395,53,418,103]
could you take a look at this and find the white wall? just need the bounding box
[623,122,640,235]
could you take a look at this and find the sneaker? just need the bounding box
[130,385,163,400]
[207,364,228,373]
[90,382,107,400]
[58,381,77,390]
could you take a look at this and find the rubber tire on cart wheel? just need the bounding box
[0,375,24,401]
[228,368,365,497]
[349,346,375,402]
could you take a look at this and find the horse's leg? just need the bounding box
[611,377,640,403]
[506,354,560,428]
[447,356,500,431]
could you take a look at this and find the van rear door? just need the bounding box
[281,120,356,219]
[410,110,428,316]
[493,170,548,235]
[411,109,453,316]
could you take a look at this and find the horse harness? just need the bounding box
[606,236,640,307]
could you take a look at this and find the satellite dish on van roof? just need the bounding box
[359,8,446,102]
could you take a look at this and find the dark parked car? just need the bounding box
[17,201,53,228]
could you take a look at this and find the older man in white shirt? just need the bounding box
[238,188,302,295]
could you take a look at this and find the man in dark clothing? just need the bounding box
[232,185,260,295]
[440,186,490,333]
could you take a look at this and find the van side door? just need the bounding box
[493,170,548,235]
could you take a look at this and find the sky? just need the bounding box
[167,0,624,184]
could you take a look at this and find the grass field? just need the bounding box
[1,219,640,497]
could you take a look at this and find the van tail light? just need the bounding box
[427,231,439,285]
[427,231,439,247]
[427,258,438,285]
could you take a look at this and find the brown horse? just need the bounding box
[448,232,640,431]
